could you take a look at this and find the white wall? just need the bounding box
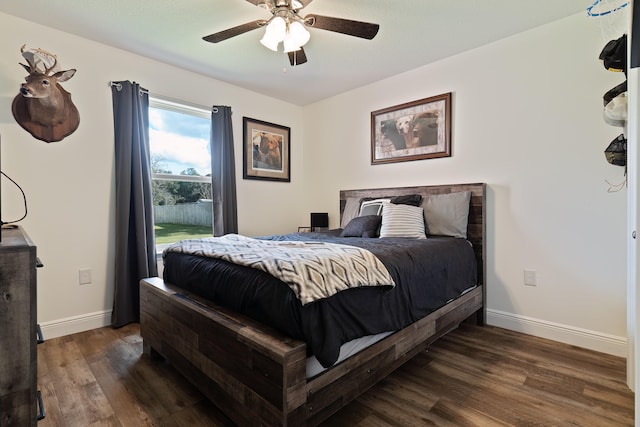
[0,12,307,336]
[303,12,629,355]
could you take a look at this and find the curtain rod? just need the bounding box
[108,80,149,94]
[108,81,216,112]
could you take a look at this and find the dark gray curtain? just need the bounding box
[210,106,238,236]
[111,81,157,327]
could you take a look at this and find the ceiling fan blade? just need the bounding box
[287,47,308,66]
[203,20,266,43]
[304,14,379,40]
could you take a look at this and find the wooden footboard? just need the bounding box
[140,277,483,426]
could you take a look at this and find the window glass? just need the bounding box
[149,98,213,251]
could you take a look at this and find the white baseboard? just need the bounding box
[39,310,112,340]
[487,309,627,358]
[37,308,628,358]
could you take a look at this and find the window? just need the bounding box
[149,97,212,251]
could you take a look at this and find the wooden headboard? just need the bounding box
[340,183,487,292]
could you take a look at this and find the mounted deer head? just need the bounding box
[11,45,80,143]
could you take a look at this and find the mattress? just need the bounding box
[306,282,476,378]
[162,231,477,368]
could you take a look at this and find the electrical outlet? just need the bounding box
[524,269,536,286]
[79,268,92,285]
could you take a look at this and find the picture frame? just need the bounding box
[371,92,451,165]
[243,117,290,182]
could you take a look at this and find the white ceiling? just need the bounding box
[0,0,593,106]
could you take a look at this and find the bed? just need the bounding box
[140,182,486,426]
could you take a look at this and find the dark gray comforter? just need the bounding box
[162,231,477,368]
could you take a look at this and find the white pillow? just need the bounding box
[379,203,426,238]
[422,192,471,238]
[359,198,390,216]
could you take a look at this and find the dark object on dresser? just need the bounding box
[0,226,44,425]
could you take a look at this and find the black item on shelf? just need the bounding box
[600,34,627,74]
[603,80,627,106]
[605,134,627,166]
[310,212,329,231]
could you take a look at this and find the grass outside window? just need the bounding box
[154,223,213,244]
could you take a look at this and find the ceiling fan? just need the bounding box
[202,0,380,66]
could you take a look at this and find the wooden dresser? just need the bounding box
[0,226,42,426]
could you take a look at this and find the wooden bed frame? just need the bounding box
[140,183,486,426]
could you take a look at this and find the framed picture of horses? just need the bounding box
[243,117,290,182]
[371,92,451,165]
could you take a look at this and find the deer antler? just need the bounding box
[20,44,59,74]
[20,44,37,71]
[44,56,58,76]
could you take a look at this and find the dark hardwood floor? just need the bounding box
[37,322,634,426]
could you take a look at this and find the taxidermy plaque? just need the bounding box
[11,45,80,143]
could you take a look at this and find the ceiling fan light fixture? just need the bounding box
[283,37,300,53]
[283,21,310,52]
[289,20,310,46]
[260,34,280,51]
[260,16,286,51]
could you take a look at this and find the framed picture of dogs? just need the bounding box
[371,92,451,165]
[243,117,290,182]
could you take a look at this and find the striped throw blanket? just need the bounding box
[164,234,395,305]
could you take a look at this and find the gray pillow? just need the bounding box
[340,215,382,238]
[390,194,423,206]
[422,192,471,238]
[360,194,423,207]
[341,197,362,228]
